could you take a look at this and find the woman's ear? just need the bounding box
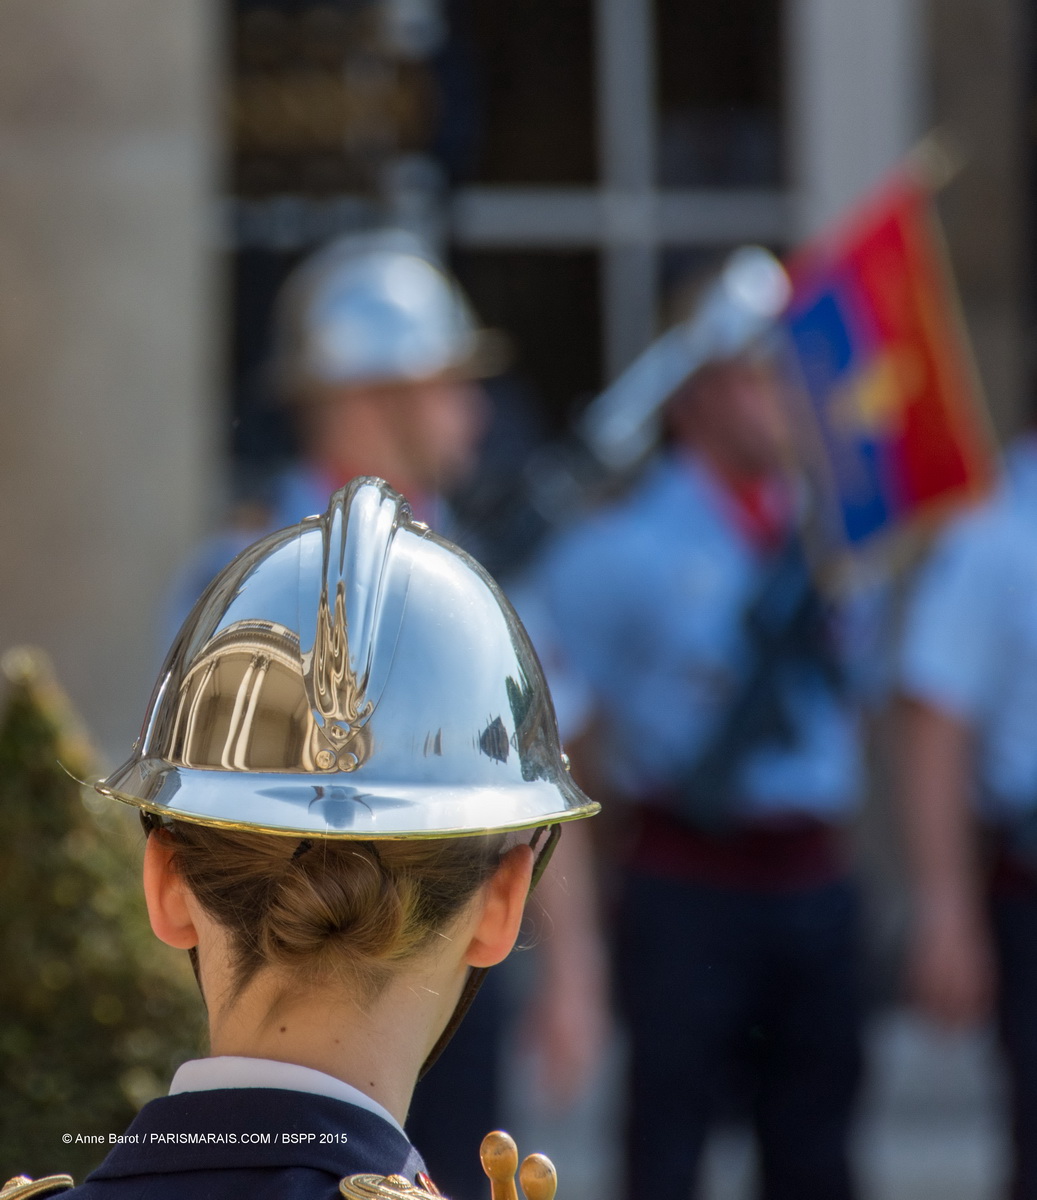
[464,843,536,969]
[142,833,199,950]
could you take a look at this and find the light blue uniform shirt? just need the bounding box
[536,453,864,820]
[900,438,1037,822]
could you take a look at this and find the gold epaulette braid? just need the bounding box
[340,1174,440,1200]
[0,1177,74,1199]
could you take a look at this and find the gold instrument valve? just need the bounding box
[480,1132,557,1200]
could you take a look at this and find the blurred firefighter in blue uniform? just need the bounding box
[167,231,605,1199]
[6,479,597,1200]
[170,229,491,625]
[537,300,868,1199]
[898,431,1037,1199]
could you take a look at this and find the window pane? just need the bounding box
[654,0,783,187]
[444,0,597,185]
[452,250,602,428]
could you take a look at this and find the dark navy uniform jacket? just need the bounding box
[64,1087,427,1199]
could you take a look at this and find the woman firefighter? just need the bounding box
[4,478,596,1200]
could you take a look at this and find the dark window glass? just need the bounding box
[452,251,602,429]
[449,251,601,574]
[229,0,434,198]
[654,0,783,187]
[229,249,302,481]
[445,0,597,185]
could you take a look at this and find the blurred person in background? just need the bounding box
[536,343,868,1200]
[167,230,606,1199]
[169,229,490,623]
[898,423,1037,1199]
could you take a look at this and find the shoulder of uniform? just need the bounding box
[0,1176,74,1199]
[339,1174,441,1200]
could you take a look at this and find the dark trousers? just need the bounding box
[993,892,1037,1200]
[618,872,863,1200]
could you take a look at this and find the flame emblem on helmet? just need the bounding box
[300,478,413,766]
[309,584,374,737]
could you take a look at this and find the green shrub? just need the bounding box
[0,648,205,1181]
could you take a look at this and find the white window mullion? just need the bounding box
[594,0,659,378]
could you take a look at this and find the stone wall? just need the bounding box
[927,0,1027,437]
[0,1,220,757]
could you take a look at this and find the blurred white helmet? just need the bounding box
[277,230,496,395]
[580,245,791,471]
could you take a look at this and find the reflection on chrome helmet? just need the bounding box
[98,478,598,838]
[277,229,490,392]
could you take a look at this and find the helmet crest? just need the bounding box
[302,479,412,760]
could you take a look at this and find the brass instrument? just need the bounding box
[338,1130,557,1200]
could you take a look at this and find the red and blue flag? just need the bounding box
[783,170,996,548]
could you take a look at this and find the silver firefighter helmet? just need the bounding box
[98,478,598,838]
[276,229,500,393]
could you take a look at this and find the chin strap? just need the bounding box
[418,823,562,1080]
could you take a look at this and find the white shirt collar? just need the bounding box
[168,1056,406,1137]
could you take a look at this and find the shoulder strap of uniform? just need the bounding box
[340,1174,440,1200]
[1,1177,74,1199]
